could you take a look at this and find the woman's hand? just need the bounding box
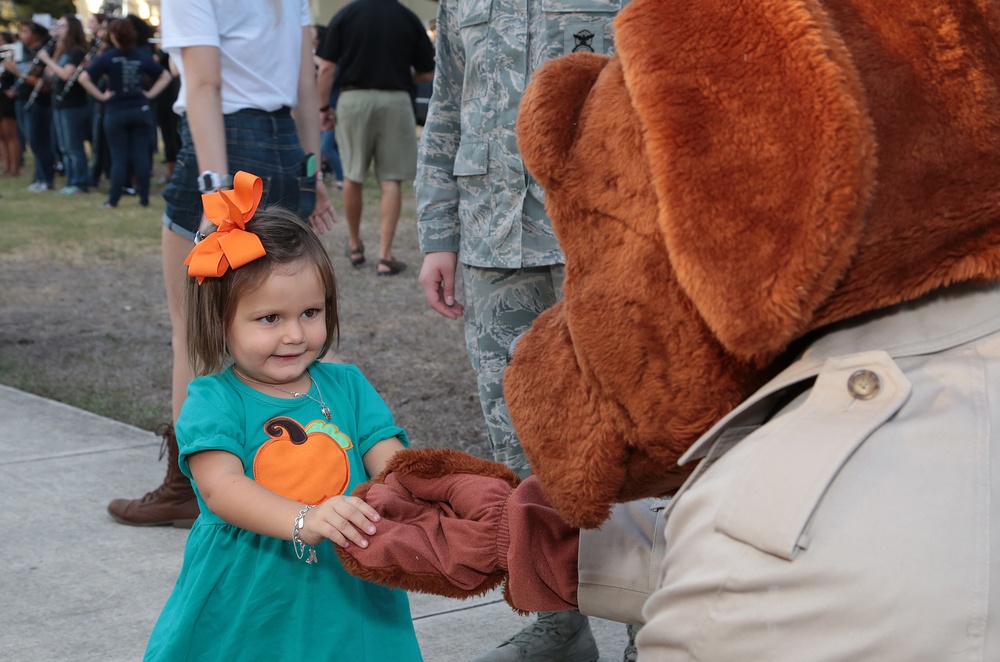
[308,180,337,234]
[300,495,381,548]
[78,70,113,103]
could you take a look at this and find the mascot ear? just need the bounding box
[517,53,611,192]
[617,0,878,361]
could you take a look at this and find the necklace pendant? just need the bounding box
[321,405,332,421]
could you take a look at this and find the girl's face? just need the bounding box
[19,25,36,47]
[227,259,328,391]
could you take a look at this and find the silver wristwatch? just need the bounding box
[197,170,233,193]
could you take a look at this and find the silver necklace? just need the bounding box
[233,367,332,421]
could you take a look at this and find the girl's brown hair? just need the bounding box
[55,16,88,61]
[186,206,339,376]
[107,18,137,50]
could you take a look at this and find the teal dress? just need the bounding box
[145,363,422,661]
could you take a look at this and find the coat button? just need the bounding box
[847,369,881,400]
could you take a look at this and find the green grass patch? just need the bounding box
[0,155,163,260]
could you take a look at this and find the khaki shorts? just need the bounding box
[334,90,417,183]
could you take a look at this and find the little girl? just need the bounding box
[144,172,422,661]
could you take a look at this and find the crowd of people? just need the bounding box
[0,14,182,205]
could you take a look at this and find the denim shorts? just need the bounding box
[162,107,316,239]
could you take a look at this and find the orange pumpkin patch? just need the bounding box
[253,416,353,504]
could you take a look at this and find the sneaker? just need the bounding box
[98,202,117,209]
[57,185,83,196]
[26,181,50,192]
[623,623,640,662]
[473,611,599,662]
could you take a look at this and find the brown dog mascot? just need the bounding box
[338,0,1000,658]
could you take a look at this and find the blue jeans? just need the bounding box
[163,107,314,238]
[321,129,343,181]
[103,103,155,206]
[14,99,53,186]
[53,105,91,190]
[89,98,109,187]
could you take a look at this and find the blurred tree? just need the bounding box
[5,0,77,23]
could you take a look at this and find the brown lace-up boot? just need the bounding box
[107,425,200,528]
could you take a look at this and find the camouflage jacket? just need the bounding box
[415,0,622,268]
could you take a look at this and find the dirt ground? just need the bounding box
[0,181,492,459]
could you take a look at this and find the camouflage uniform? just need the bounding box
[461,265,565,475]
[416,0,621,471]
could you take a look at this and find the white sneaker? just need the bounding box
[26,181,50,192]
[473,611,599,662]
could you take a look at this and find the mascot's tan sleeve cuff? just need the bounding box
[577,498,668,625]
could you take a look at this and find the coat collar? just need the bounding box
[679,280,1000,466]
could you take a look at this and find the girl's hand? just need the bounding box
[301,495,381,548]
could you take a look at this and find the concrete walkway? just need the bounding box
[0,385,628,660]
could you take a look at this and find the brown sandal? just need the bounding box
[346,241,366,267]
[376,258,406,276]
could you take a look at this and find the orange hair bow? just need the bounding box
[185,171,267,284]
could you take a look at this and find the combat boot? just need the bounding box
[107,425,199,527]
[473,610,599,662]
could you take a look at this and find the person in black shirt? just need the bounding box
[0,31,20,178]
[2,21,55,191]
[78,18,172,208]
[316,0,434,276]
[38,15,91,195]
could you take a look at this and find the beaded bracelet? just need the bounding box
[293,504,318,564]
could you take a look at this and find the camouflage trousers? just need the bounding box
[461,264,565,477]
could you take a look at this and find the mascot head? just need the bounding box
[506,0,1000,527]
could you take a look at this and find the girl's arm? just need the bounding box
[189,449,381,548]
[36,49,75,82]
[144,68,173,100]
[179,45,228,237]
[76,71,111,102]
[363,436,406,477]
[291,24,336,235]
[303,436,406,547]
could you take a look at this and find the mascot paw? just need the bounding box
[338,448,582,613]
[336,448,520,600]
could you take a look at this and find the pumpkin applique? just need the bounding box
[253,416,354,504]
